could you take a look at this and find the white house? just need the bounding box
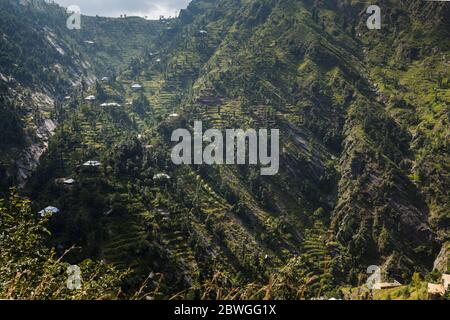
[100,102,121,107]
[153,173,171,181]
[63,178,75,185]
[83,160,101,167]
[132,84,142,90]
[199,29,208,35]
[85,95,96,101]
[39,206,60,218]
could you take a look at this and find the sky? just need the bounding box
[51,0,192,20]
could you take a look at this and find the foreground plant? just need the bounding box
[0,189,128,300]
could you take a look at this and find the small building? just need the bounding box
[101,77,109,82]
[132,84,143,90]
[199,29,208,35]
[169,113,179,118]
[85,95,96,101]
[100,102,121,107]
[39,206,60,218]
[83,160,101,167]
[63,178,76,185]
[84,40,95,45]
[64,96,71,100]
[156,58,161,63]
[443,274,450,291]
[153,173,171,181]
[157,208,170,218]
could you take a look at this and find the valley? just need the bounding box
[0,0,449,300]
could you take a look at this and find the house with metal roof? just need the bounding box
[39,206,60,218]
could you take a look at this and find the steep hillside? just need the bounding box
[0,0,162,189]
[2,0,448,299]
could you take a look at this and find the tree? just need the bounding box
[132,92,151,116]
[0,190,128,300]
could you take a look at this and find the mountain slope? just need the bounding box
[0,0,162,189]
[2,0,448,298]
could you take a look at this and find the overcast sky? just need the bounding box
[52,0,192,20]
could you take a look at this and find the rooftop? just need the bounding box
[63,178,75,185]
[100,102,121,107]
[39,206,60,218]
[153,173,171,180]
[83,160,101,167]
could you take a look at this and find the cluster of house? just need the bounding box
[47,71,179,218]
[82,82,144,104]
[39,157,172,218]
[427,274,450,299]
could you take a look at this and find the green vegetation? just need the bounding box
[0,190,127,299]
[0,0,448,300]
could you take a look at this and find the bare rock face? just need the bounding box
[433,242,449,273]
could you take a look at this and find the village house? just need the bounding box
[38,206,60,218]
[63,178,75,185]
[132,83,142,91]
[100,102,121,107]
[83,160,101,167]
[85,95,96,102]
[153,173,171,181]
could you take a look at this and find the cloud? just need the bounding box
[52,0,191,19]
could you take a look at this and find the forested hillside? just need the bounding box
[0,0,162,188]
[0,0,449,299]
